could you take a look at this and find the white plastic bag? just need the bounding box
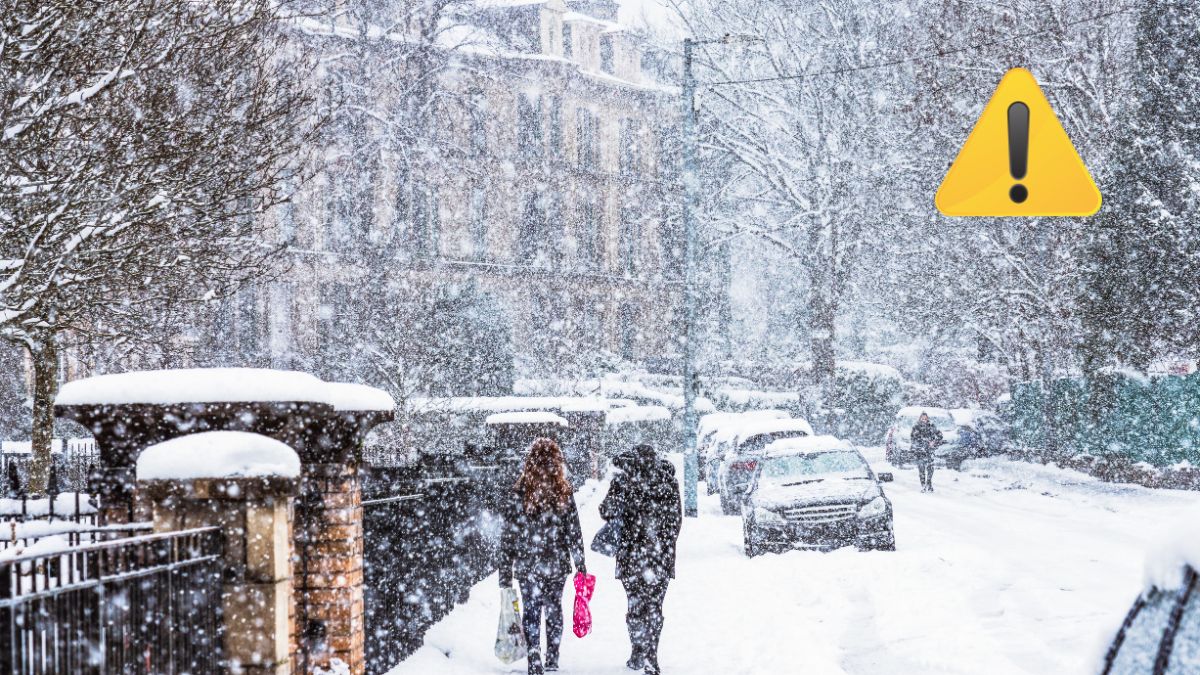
[495,585,527,664]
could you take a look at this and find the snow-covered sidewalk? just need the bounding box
[388,450,1200,674]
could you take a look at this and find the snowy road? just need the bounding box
[389,450,1200,675]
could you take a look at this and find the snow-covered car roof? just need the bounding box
[733,418,815,444]
[484,411,569,427]
[761,435,855,458]
[698,410,789,439]
[949,408,1000,425]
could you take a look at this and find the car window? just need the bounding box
[739,430,805,454]
[1108,587,1183,674]
[1165,576,1200,674]
[761,451,868,480]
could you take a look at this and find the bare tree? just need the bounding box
[0,0,322,491]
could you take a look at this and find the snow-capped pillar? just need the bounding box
[137,432,302,675]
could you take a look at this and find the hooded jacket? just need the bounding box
[600,445,682,583]
[498,487,586,586]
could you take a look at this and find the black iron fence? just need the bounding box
[2,453,98,496]
[360,453,520,674]
[0,526,224,675]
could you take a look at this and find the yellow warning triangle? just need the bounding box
[935,68,1101,217]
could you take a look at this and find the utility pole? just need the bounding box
[681,37,700,518]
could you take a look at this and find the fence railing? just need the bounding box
[1,453,98,496]
[0,524,153,553]
[0,526,224,675]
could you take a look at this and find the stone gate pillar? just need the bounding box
[138,431,301,675]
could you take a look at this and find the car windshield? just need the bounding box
[761,451,869,481]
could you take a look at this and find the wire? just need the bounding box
[702,6,1134,87]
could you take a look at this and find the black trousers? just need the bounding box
[519,574,566,658]
[917,460,935,489]
[623,578,670,662]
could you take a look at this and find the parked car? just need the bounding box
[1099,516,1200,674]
[741,436,895,556]
[696,410,789,483]
[949,408,1009,458]
[884,406,963,469]
[715,418,815,515]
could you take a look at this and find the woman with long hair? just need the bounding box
[499,437,587,675]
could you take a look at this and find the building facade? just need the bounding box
[227,0,686,391]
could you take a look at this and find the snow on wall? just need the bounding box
[604,405,671,425]
[136,431,301,481]
[56,368,394,413]
[483,411,569,427]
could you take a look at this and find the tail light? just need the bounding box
[731,460,758,472]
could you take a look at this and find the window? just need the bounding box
[619,303,635,359]
[278,171,296,244]
[1167,574,1200,673]
[412,184,439,261]
[579,197,601,271]
[517,93,543,159]
[576,108,598,169]
[619,204,640,275]
[268,283,293,369]
[619,119,640,175]
[548,95,563,159]
[1108,587,1185,674]
[470,90,487,157]
[600,38,614,73]
[470,186,487,260]
[562,24,573,58]
[519,193,545,265]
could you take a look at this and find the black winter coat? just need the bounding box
[498,488,586,586]
[910,419,944,461]
[600,446,682,583]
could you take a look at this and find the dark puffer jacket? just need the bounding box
[600,445,682,583]
[910,419,945,462]
[498,488,586,586]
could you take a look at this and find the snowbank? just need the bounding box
[483,412,569,427]
[57,368,394,413]
[605,405,671,425]
[1143,507,1200,591]
[136,431,300,480]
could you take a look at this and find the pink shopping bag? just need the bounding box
[573,572,596,638]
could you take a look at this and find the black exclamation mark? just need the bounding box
[1008,102,1029,203]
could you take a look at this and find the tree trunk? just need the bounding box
[810,292,836,383]
[27,334,59,496]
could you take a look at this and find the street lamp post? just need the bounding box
[680,34,760,518]
[681,37,700,518]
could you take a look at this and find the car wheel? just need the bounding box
[706,477,716,495]
[743,522,762,558]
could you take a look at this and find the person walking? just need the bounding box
[599,444,682,675]
[910,412,944,493]
[499,438,587,675]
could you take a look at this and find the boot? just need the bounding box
[545,644,559,671]
[626,645,644,670]
[643,653,661,675]
[528,651,544,675]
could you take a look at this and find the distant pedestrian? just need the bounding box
[911,412,944,493]
[600,445,682,675]
[499,438,588,675]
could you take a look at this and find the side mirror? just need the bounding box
[878,472,894,482]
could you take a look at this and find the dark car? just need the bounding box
[715,418,815,515]
[950,408,1009,459]
[1101,563,1199,674]
[741,436,895,556]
